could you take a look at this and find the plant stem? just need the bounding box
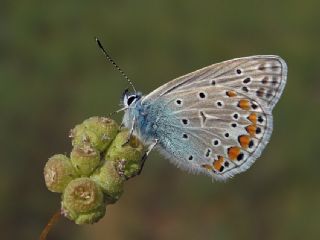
[39,209,61,240]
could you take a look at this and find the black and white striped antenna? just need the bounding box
[95,37,136,93]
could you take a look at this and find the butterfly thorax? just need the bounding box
[122,96,179,146]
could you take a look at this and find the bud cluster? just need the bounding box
[43,117,144,224]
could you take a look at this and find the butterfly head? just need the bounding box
[122,89,142,108]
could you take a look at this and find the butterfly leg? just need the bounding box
[126,139,158,179]
[122,115,136,146]
[119,122,125,130]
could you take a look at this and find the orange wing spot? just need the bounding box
[238,135,251,149]
[247,113,257,124]
[228,147,241,160]
[201,164,213,170]
[213,156,224,171]
[238,99,251,110]
[226,90,237,97]
[246,125,257,136]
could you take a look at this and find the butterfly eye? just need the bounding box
[127,96,136,105]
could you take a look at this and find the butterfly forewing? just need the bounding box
[143,56,287,111]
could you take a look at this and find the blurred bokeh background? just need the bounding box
[1,0,319,239]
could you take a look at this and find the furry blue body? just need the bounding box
[123,97,177,144]
[122,97,196,170]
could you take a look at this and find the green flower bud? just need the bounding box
[62,177,105,224]
[44,154,77,193]
[91,160,124,203]
[70,117,119,152]
[105,130,144,178]
[43,117,148,226]
[70,145,100,176]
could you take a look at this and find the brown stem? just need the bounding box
[39,209,61,240]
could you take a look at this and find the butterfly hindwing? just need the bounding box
[156,86,271,180]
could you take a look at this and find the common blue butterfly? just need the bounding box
[97,39,287,180]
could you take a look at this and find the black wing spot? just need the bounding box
[272,76,279,85]
[176,99,182,105]
[199,92,206,99]
[242,86,249,92]
[182,119,188,125]
[258,116,264,123]
[266,90,273,98]
[188,155,193,160]
[256,127,262,134]
[249,140,254,148]
[213,139,220,146]
[243,77,251,84]
[205,149,211,157]
[262,76,268,84]
[256,88,264,97]
[251,103,258,109]
[236,69,242,74]
[216,101,223,107]
[237,153,244,161]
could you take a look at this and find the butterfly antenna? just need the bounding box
[108,106,128,117]
[95,37,136,93]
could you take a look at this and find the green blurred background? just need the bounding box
[1,0,319,239]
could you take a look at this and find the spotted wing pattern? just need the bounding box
[144,56,287,180]
[143,56,287,110]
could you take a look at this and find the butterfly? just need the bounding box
[119,55,287,181]
[96,40,287,180]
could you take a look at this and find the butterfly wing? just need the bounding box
[143,55,287,110]
[143,56,287,180]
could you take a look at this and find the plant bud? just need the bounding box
[44,154,77,193]
[62,177,105,224]
[105,130,144,178]
[70,145,100,176]
[70,117,119,152]
[91,160,124,203]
